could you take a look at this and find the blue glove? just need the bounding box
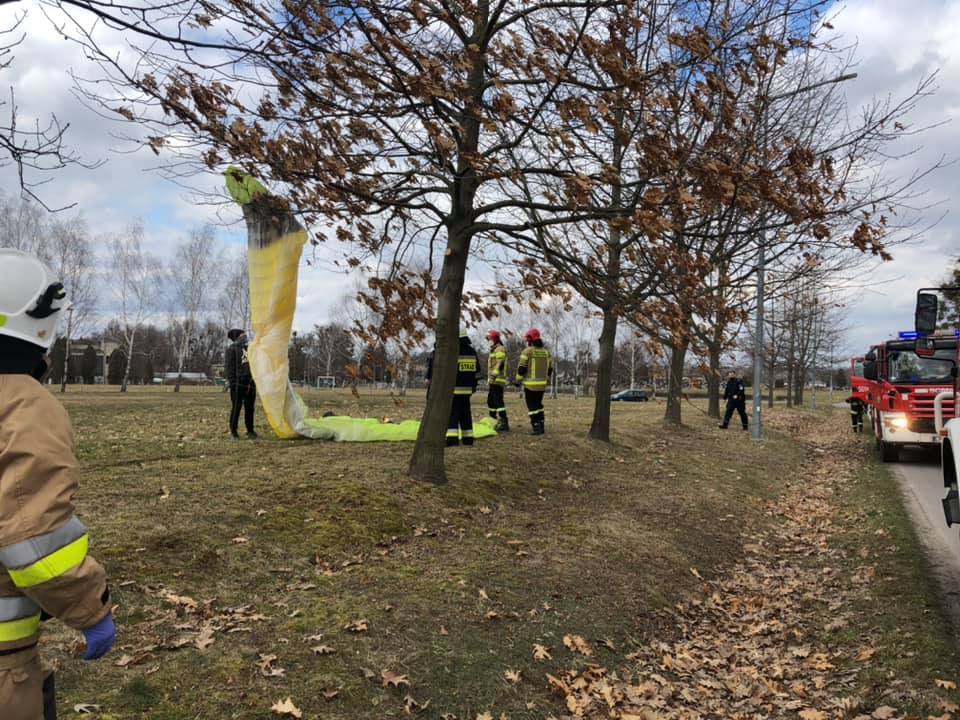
[82,612,116,661]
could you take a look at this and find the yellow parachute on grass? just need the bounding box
[225,169,496,442]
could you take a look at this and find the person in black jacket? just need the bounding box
[719,371,749,430]
[225,328,257,440]
[426,333,482,446]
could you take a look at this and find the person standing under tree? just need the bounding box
[516,328,552,435]
[719,370,749,431]
[225,328,257,440]
[0,249,116,720]
[485,329,510,432]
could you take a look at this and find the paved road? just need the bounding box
[892,446,960,566]
[891,446,960,625]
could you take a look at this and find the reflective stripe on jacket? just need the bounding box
[0,375,110,653]
[518,347,552,390]
[455,353,479,395]
[488,344,509,385]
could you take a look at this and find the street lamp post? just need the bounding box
[749,72,857,442]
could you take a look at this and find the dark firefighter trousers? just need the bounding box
[850,405,864,433]
[524,388,545,430]
[487,384,507,419]
[229,380,256,435]
[722,399,748,429]
[447,395,475,446]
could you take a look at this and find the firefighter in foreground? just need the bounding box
[719,370,749,430]
[485,329,510,432]
[516,328,552,435]
[0,249,115,720]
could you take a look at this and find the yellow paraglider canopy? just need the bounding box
[225,168,496,442]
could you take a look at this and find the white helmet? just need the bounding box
[0,249,68,350]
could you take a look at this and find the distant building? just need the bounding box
[66,340,121,384]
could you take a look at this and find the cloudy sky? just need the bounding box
[0,0,956,357]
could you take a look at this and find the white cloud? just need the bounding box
[0,0,955,351]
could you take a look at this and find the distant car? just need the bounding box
[611,389,650,402]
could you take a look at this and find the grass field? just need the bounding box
[34,387,958,719]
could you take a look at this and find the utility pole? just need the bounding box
[750,71,857,441]
[752,241,765,441]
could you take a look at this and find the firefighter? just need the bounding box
[516,328,552,435]
[845,395,865,433]
[485,330,510,432]
[719,370,749,430]
[225,328,257,440]
[444,332,481,446]
[0,249,115,720]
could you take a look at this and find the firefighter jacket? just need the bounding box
[225,339,254,388]
[517,344,552,390]
[0,375,110,654]
[488,343,509,385]
[455,337,481,396]
[723,378,745,403]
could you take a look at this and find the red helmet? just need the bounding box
[486,329,501,343]
[524,328,541,343]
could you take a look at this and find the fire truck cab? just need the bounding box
[913,288,960,529]
[862,336,957,463]
[849,356,869,403]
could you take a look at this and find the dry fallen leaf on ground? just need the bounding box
[856,646,877,661]
[504,669,521,684]
[382,669,410,688]
[73,704,101,714]
[344,618,369,632]
[533,643,552,661]
[231,536,249,544]
[872,705,897,719]
[935,679,957,690]
[403,694,430,715]
[562,634,594,656]
[799,710,826,720]
[270,698,302,718]
[311,645,335,655]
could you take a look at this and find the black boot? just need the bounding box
[532,419,545,436]
[496,416,510,432]
[445,436,459,447]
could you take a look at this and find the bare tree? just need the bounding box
[217,251,250,334]
[167,225,221,392]
[108,222,159,392]
[47,215,96,391]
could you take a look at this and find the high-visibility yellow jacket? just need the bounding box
[517,346,552,390]
[488,343,509,385]
[0,376,110,654]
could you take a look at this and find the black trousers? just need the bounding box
[524,387,545,427]
[229,381,257,434]
[722,399,748,428]
[850,409,864,432]
[447,394,475,445]
[487,384,507,418]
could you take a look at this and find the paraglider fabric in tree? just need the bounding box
[225,169,496,442]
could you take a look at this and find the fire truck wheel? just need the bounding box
[879,440,899,463]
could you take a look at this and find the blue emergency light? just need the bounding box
[898,331,919,339]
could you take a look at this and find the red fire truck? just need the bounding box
[862,335,957,463]
[849,356,869,403]
[913,288,960,527]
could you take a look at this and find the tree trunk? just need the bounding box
[766,354,775,408]
[408,224,469,483]
[664,336,689,425]
[706,343,721,419]
[794,367,804,405]
[589,307,618,441]
[121,331,136,393]
[60,312,73,393]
